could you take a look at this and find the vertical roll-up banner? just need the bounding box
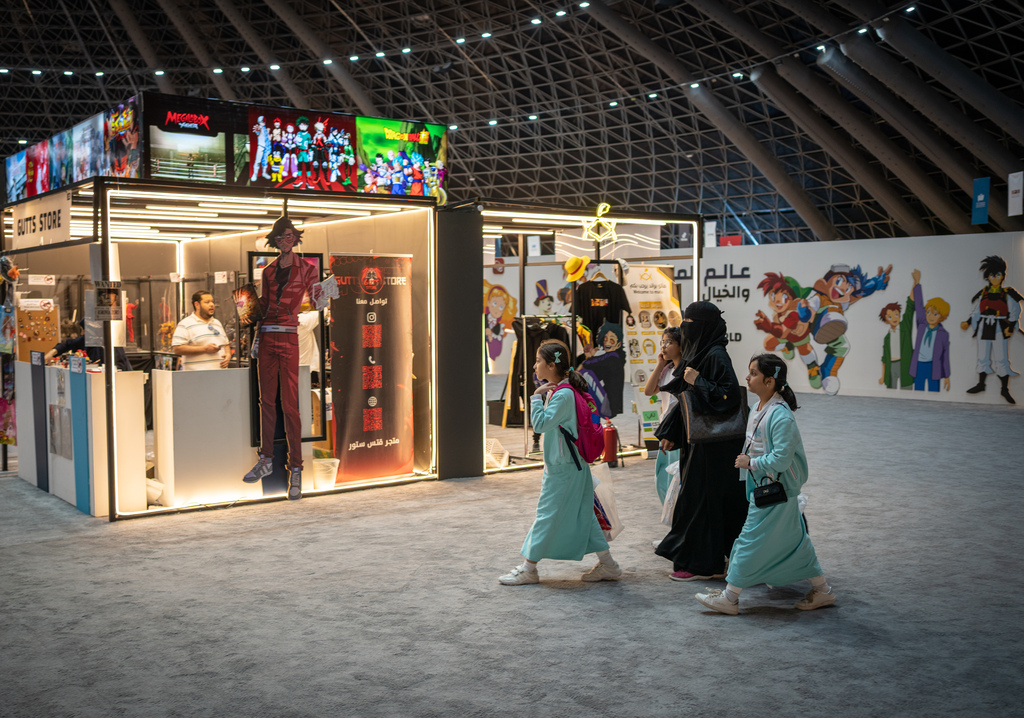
[972,177,991,225]
[1008,171,1023,217]
[329,254,414,482]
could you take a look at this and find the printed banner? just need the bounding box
[972,177,991,225]
[1009,171,1023,217]
[623,265,682,442]
[243,107,358,191]
[330,254,414,482]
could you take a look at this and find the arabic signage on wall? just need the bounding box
[329,253,415,482]
[703,231,1024,406]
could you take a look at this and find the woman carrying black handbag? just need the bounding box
[653,301,749,582]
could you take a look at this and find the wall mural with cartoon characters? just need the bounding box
[703,232,1023,406]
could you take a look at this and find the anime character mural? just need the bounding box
[877,277,914,390]
[581,321,626,417]
[250,115,272,182]
[961,255,1021,404]
[754,272,823,389]
[908,269,951,393]
[533,280,554,316]
[483,281,517,366]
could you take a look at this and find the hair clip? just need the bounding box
[554,350,562,363]
[773,365,782,378]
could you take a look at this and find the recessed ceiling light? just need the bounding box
[648,93,658,98]
[375,51,386,57]
[323,58,333,65]
[690,82,699,88]
[858,27,868,33]
[155,70,165,76]
[531,18,542,25]
[448,124,458,130]
[528,115,538,120]
[269,64,281,70]
[732,71,743,77]
[481,32,492,38]
[31,70,42,75]
[95,71,104,76]
[212,68,223,74]
[488,120,498,125]
[579,2,591,7]
[240,66,250,72]
[64,70,74,76]
[609,101,618,107]
[402,48,411,53]
[556,10,567,16]
[18,139,27,145]
[456,38,466,44]
[905,6,915,12]
[349,56,359,62]
[0,69,8,73]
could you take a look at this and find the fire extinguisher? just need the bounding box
[603,419,619,468]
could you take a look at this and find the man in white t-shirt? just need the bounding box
[172,290,232,370]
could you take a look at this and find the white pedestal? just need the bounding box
[152,367,313,508]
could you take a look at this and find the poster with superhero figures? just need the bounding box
[329,254,414,482]
[244,107,358,191]
[702,231,1023,406]
[354,117,447,201]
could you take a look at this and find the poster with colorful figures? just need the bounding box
[244,107,358,191]
[354,117,447,201]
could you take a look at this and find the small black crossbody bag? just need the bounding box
[745,404,788,508]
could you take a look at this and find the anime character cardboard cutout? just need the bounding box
[961,255,1021,404]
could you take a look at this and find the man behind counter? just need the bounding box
[172,291,233,370]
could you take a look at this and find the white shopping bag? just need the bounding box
[660,460,682,526]
[592,463,623,541]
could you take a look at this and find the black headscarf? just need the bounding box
[680,301,728,368]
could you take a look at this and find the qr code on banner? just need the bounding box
[362,325,382,348]
[362,365,382,389]
[363,408,383,432]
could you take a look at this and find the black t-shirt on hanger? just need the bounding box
[576,280,632,335]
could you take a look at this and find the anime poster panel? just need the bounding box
[5,151,26,203]
[483,272,519,375]
[48,129,74,190]
[25,141,49,197]
[703,232,1023,406]
[146,94,231,183]
[354,117,447,200]
[104,96,140,178]
[72,113,104,182]
[330,254,414,481]
[243,107,357,191]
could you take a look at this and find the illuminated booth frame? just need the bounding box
[2,176,481,520]
[465,198,701,473]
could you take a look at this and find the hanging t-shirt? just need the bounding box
[576,280,632,335]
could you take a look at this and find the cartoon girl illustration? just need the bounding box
[484,283,517,362]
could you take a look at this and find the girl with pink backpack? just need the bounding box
[498,340,622,585]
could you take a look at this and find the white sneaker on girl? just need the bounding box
[499,564,539,585]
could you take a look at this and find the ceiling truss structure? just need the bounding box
[1,0,1022,243]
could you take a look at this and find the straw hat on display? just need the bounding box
[563,255,590,282]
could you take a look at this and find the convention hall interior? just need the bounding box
[1,1,1021,716]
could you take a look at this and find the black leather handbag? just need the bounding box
[681,386,749,444]
[752,478,788,508]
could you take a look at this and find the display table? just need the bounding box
[152,367,313,508]
[15,361,147,517]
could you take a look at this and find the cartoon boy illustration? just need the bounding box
[909,269,951,392]
[801,263,891,395]
[878,277,914,390]
[533,280,554,316]
[754,272,822,389]
[962,255,1021,404]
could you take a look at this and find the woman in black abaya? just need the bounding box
[654,302,748,581]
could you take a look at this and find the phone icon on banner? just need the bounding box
[368,355,375,364]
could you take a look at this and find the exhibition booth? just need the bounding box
[468,199,701,470]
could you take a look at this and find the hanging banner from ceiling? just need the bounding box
[329,253,414,483]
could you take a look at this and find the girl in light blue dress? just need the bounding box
[499,340,621,585]
[695,353,836,614]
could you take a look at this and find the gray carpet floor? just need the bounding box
[1,393,1021,717]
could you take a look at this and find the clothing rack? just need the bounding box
[515,312,573,460]
[569,259,624,360]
